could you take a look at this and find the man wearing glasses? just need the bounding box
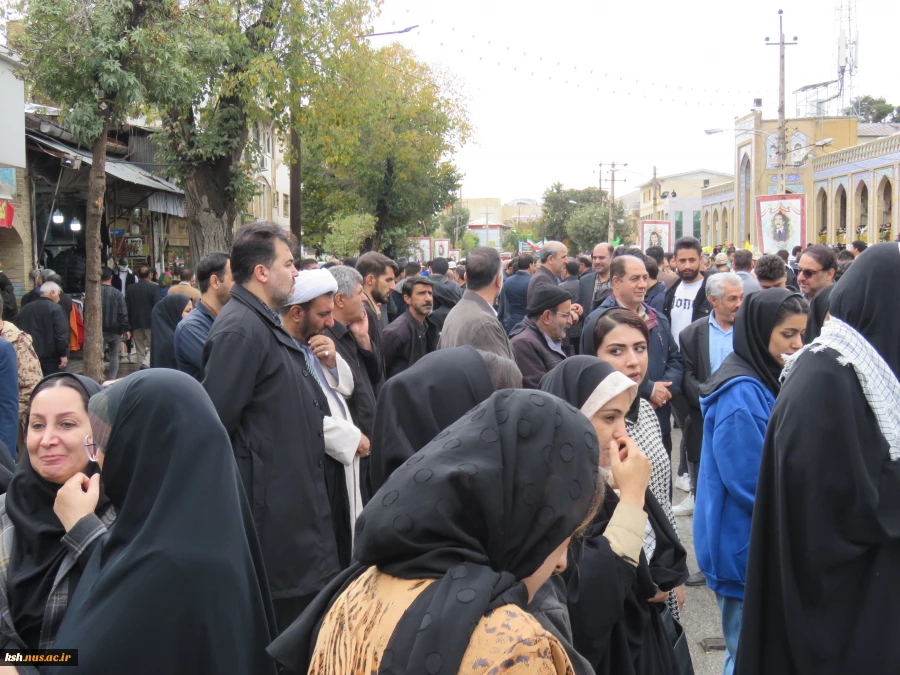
[796,244,837,302]
[509,284,574,388]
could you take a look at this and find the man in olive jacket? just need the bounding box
[202,222,339,631]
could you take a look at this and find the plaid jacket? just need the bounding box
[0,494,116,655]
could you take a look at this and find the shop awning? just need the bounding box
[26,131,185,216]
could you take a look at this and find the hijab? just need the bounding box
[46,370,276,674]
[5,373,105,650]
[369,346,494,493]
[149,294,190,369]
[829,242,900,378]
[804,284,833,344]
[269,389,600,675]
[701,288,798,398]
[538,356,638,421]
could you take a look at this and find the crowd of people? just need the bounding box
[0,220,895,674]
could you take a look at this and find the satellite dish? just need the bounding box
[660,191,670,199]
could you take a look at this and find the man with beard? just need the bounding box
[281,269,368,570]
[579,242,614,312]
[663,236,712,516]
[202,222,338,630]
[383,276,438,378]
[796,244,836,302]
[355,252,398,391]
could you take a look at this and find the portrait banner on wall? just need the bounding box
[432,239,450,259]
[756,194,806,254]
[448,249,461,262]
[640,221,673,251]
[408,237,431,264]
[125,237,145,257]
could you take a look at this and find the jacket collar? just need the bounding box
[462,289,497,315]
[230,284,302,352]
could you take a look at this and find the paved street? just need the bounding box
[670,428,726,675]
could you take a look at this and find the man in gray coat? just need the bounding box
[438,247,514,359]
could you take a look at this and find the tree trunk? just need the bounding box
[362,158,393,253]
[289,120,302,246]
[83,123,108,383]
[185,159,238,260]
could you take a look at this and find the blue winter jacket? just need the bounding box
[0,339,18,459]
[694,375,775,600]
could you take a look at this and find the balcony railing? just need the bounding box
[812,134,900,172]
[701,180,735,199]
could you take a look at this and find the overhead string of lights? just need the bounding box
[375,16,778,108]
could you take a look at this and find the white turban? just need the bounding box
[284,269,338,307]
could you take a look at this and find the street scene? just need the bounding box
[0,0,898,673]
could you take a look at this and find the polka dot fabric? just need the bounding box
[351,389,600,675]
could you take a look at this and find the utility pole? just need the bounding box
[767,10,798,195]
[600,162,628,243]
[651,166,658,218]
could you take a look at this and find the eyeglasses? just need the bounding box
[554,311,574,320]
[84,434,101,462]
[797,267,823,278]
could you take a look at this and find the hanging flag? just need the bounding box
[0,200,13,229]
[744,239,753,251]
[612,237,621,246]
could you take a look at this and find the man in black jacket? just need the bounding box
[327,265,381,502]
[202,222,338,630]
[356,252,396,393]
[383,276,438,378]
[125,266,158,368]
[110,257,137,294]
[509,284,571,388]
[578,242,613,312]
[17,282,68,375]
[100,267,130,380]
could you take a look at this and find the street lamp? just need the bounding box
[361,25,419,38]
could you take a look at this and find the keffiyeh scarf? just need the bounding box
[783,316,900,460]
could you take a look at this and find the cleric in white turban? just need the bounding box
[279,267,366,567]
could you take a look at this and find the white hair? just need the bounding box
[706,272,742,301]
[40,282,62,297]
[539,241,566,263]
[329,265,363,298]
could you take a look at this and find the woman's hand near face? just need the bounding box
[54,473,100,532]
[608,435,650,509]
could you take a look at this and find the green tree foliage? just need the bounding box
[322,213,375,259]
[459,232,481,257]
[298,43,470,257]
[565,202,631,253]
[534,183,606,242]
[503,227,534,254]
[438,205,470,247]
[154,0,375,258]
[842,95,899,123]
[10,0,214,381]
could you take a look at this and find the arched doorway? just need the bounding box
[878,177,893,242]
[0,227,25,296]
[721,207,729,246]
[816,188,828,244]
[855,181,870,243]
[835,185,848,246]
[739,156,752,246]
[711,209,719,246]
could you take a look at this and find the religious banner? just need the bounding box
[448,249,461,262]
[640,221,673,251]
[432,239,450,259]
[0,200,13,229]
[756,194,805,254]
[408,237,431,264]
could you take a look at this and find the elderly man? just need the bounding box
[509,284,572,388]
[527,240,568,301]
[677,272,743,519]
[281,268,367,569]
[327,265,381,500]
[17,281,69,375]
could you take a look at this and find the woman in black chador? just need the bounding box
[737,242,900,675]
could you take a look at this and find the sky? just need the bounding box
[371,0,900,203]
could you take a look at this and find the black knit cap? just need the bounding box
[526,283,572,317]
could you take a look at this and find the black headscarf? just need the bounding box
[369,346,494,493]
[46,370,276,675]
[829,242,900,377]
[701,288,798,398]
[804,284,833,344]
[268,389,600,675]
[5,373,105,650]
[150,294,191,369]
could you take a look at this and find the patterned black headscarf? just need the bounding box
[269,388,600,675]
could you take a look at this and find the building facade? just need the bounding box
[638,169,732,244]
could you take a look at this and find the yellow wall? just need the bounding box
[0,168,33,299]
